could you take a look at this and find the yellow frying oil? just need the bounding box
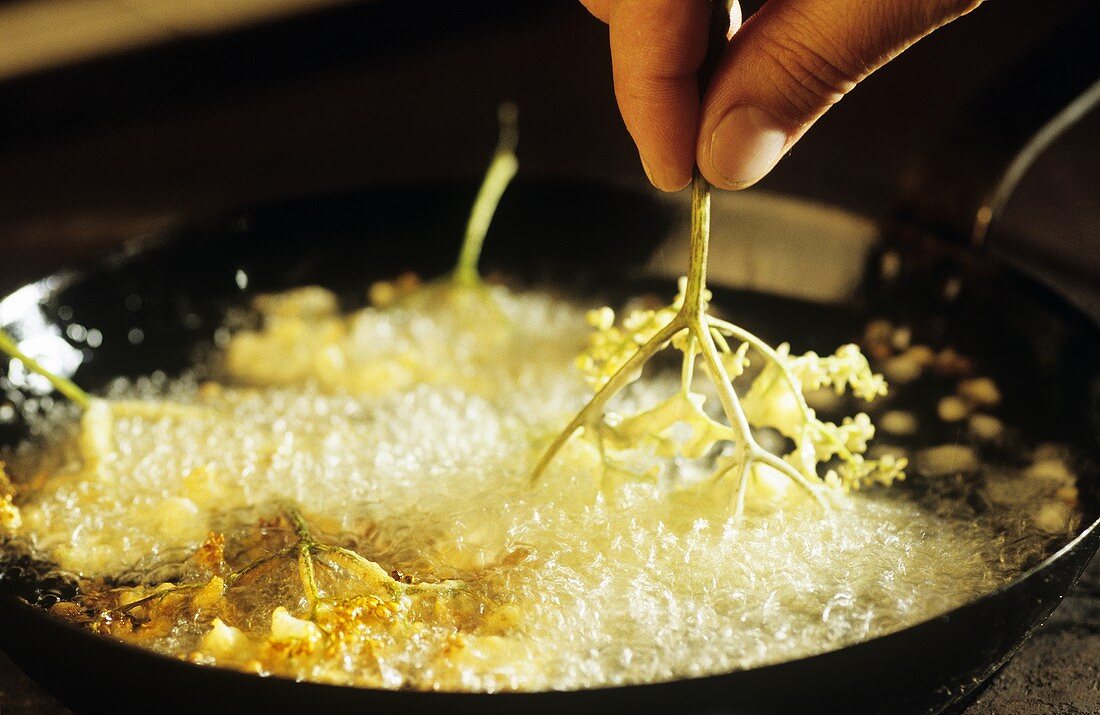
[4,284,1079,691]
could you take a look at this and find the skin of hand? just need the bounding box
[579,0,983,191]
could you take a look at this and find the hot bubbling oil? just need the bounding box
[3,284,1080,691]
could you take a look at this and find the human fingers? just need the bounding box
[608,0,713,191]
[698,0,983,189]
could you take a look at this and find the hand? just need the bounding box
[580,0,982,191]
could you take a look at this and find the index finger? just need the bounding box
[609,0,711,191]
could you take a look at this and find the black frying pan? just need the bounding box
[2,2,1099,712]
[0,175,1097,715]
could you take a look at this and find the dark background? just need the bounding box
[0,0,1097,712]
[0,0,1098,297]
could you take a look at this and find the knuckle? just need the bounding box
[755,20,858,120]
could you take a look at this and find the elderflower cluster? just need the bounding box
[567,286,904,505]
[786,343,888,401]
[576,304,678,390]
[742,344,905,491]
[576,278,707,391]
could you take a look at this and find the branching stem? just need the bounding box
[531,171,827,514]
[108,505,462,625]
[531,317,683,479]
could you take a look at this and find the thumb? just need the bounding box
[698,0,982,189]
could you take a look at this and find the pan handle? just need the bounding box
[892,1,1100,250]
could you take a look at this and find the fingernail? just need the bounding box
[709,106,788,188]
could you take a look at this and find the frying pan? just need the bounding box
[1,6,1099,715]
[0,181,1096,714]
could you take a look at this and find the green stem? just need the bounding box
[692,317,754,452]
[453,102,520,287]
[708,318,857,469]
[709,327,732,354]
[285,505,315,545]
[679,167,825,510]
[283,505,322,608]
[225,546,295,586]
[697,317,826,508]
[114,583,201,614]
[530,316,685,482]
[751,446,826,507]
[679,335,697,393]
[708,319,814,421]
[731,461,751,515]
[533,165,828,513]
[0,328,90,408]
[298,542,321,608]
[680,170,711,314]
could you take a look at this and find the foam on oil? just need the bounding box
[5,285,1078,691]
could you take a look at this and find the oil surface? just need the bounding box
[2,284,1080,691]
